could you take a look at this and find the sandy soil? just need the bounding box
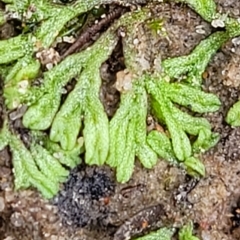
[1,1,240,240]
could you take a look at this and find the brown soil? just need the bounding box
[1,1,240,240]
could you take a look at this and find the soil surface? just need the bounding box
[1,1,240,240]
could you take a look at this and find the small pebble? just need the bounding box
[10,212,25,227]
[4,189,15,203]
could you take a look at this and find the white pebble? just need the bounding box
[133,38,139,45]
[211,19,225,28]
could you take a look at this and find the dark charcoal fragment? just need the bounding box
[54,165,115,228]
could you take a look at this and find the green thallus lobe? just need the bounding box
[0,123,83,198]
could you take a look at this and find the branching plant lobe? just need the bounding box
[0,0,240,226]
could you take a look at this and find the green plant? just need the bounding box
[178,222,200,240]
[107,70,221,182]
[0,0,240,197]
[0,123,83,198]
[226,101,240,127]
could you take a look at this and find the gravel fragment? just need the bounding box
[10,212,24,227]
[4,189,15,203]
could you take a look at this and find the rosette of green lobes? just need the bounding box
[145,75,221,176]
[1,0,111,110]
[23,9,148,168]
[22,1,124,131]
[49,66,110,166]
[48,30,119,167]
[22,50,90,130]
[0,123,82,198]
[162,31,229,86]
[4,130,70,199]
[106,80,158,183]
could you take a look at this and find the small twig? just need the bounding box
[61,6,127,60]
